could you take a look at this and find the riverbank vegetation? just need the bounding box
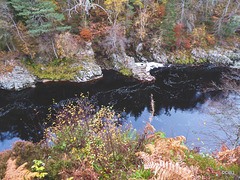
[0,0,239,68]
[0,95,239,179]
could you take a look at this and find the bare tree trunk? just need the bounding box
[139,0,147,41]
[10,39,16,51]
[180,0,185,24]
[216,0,231,36]
[9,16,27,44]
[51,39,58,59]
[6,42,12,53]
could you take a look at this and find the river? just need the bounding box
[0,65,239,152]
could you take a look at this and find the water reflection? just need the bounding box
[196,92,240,150]
[0,66,235,152]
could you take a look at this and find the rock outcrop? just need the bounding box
[0,66,37,91]
[72,42,103,82]
[111,53,165,81]
[74,61,103,82]
[150,46,240,65]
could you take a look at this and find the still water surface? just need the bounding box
[0,66,238,152]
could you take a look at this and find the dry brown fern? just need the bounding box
[144,134,189,161]
[144,160,194,180]
[136,122,197,179]
[216,145,240,165]
[144,122,156,136]
[3,158,39,180]
[136,152,195,180]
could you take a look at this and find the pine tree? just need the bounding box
[9,0,69,37]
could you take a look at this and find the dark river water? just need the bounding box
[0,66,239,152]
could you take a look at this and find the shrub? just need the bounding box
[173,23,184,49]
[156,5,166,18]
[55,32,78,59]
[80,27,92,41]
[45,95,144,179]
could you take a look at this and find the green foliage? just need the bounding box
[45,95,144,179]
[174,57,195,65]
[31,160,48,178]
[1,98,239,179]
[23,59,84,80]
[184,152,239,179]
[168,50,209,65]
[120,67,133,76]
[11,141,43,168]
[0,1,14,50]
[131,168,154,179]
[161,0,177,49]
[9,0,69,36]
[222,16,240,37]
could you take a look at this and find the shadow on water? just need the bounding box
[0,65,234,151]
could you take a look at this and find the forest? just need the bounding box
[1,0,240,65]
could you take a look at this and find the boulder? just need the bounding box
[191,48,208,62]
[74,62,103,82]
[231,61,240,69]
[0,66,37,91]
[208,49,233,65]
[151,48,169,64]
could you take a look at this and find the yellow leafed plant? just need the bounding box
[104,0,128,14]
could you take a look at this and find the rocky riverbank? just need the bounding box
[0,65,36,91]
[0,42,103,91]
[1,44,240,91]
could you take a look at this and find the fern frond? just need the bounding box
[144,160,194,180]
[216,145,240,165]
[144,122,156,136]
[3,158,39,180]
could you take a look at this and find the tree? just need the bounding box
[104,0,129,23]
[9,0,69,37]
[0,1,16,52]
[161,0,178,49]
[102,23,128,55]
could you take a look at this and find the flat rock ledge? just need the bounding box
[133,62,165,81]
[0,66,37,91]
[112,54,164,82]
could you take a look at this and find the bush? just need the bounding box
[80,27,93,41]
[44,95,145,179]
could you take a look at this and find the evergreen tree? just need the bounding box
[9,0,69,37]
[161,0,178,49]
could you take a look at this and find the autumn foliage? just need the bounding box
[15,22,36,58]
[80,27,92,41]
[173,23,184,49]
[55,32,78,59]
[156,5,166,18]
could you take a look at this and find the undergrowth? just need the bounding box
[23,58,84,80]
[0,95,239,179]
